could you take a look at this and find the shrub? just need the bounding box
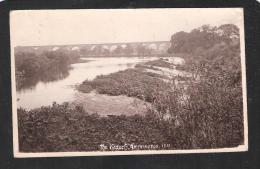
[78,68,170,102]
[18,103,174,152]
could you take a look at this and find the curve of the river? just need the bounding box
[17,57,158,110]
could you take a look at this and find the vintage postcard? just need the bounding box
[10,8,248,158]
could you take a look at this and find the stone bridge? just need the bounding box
[16,41,171,56]
[78,41,170,52]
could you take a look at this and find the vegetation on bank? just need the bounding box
[15,50,84,90]
[165,24,244,147]
[77,23,244,148]
[78,67,170,102]
[77,58,178,101]
[18,103,173,152]
[168,24,241,77]
[77,58,243,149]
[17,24,244,151]
[18,99,242,152]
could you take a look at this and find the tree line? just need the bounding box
[15,50,81,90]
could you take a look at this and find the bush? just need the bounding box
[15,49,82,90]
[78,68,170,102]
[18,103,174,152]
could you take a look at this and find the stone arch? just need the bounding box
[102,45,109,50]
[148,43,157,50]
[158,43,169,51]
[121,44,127,48]
[109,45,118,52]
[52,47,59,51]
[72,46,79,51]
[90,45,96,51]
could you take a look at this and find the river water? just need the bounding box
[17,57,158,110]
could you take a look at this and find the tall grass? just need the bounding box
[18,103,174,152]
[149,72,243,148]
[77,57,243,149]
[149,48,244,148]
[18,56,244,151]
[18,44,244,151]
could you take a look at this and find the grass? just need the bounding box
[18,103,173,152]
[18,54,244,151]
[78,67,170,102]
[17,23,245,151]
[77,56,244,149]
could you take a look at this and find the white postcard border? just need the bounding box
[10,8,248,158]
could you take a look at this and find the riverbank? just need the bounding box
[76,56,244,149]
[18,103,174,152]
[17,56,159,109]
[16,23,245,153]
[71,91,150,116]
[18,56,244,152]
[77,58,188,102]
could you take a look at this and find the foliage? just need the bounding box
[15,50,82,90]
[18,23,244,151]
[78,23,244,149]
[153,23,244,148]
[18,103,173,152]
[168,24,239,54]
[78,68,170,102]
[148,74,243,148]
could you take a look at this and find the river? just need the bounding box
[17,57,158,110]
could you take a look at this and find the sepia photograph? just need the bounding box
[10,8,247,157]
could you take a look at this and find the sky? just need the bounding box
[10,8,244,46]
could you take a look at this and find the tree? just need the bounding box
[168,24,240,54]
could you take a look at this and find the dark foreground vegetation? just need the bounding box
[18,103,172,152]
[18,101,242,152]
[17,24,244,152]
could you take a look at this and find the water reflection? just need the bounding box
[17,57,158,109]
[19,66,71,92]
